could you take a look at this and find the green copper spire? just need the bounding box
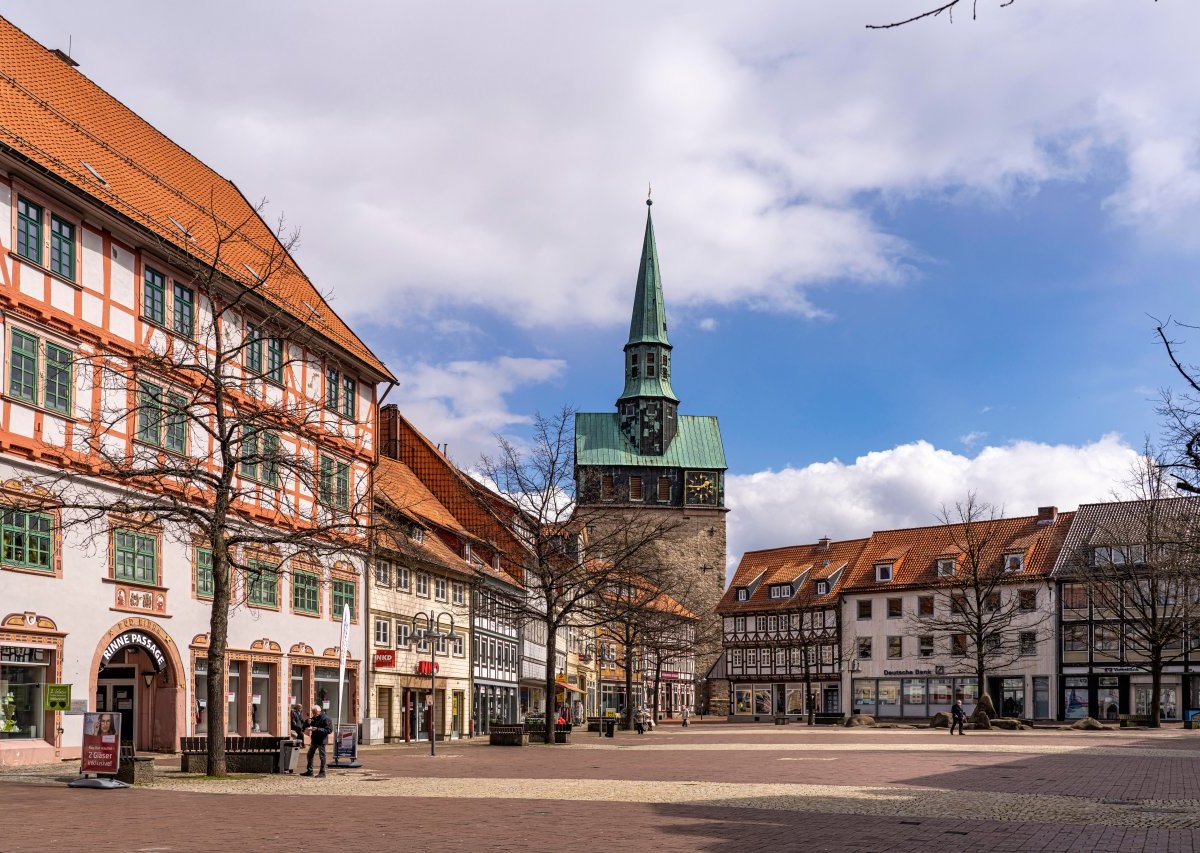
[619,197,679,406]
[626,199,672,348]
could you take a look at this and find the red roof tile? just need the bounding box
[0,17,390,379]
[718,538,870,613]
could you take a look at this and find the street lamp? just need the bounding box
[410,609,456,757]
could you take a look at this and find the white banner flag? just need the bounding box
[337,603,350,727]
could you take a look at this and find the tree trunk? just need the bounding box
[1151,653,1163,728]
[623,634,635,730]
[206,539,230,776]
[543,619,557,745]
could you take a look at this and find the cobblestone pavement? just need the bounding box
[4,726,1200,851]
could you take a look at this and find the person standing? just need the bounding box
[682,706,690,728]
[301,705,333,777]
[950,699,967,736]
[634,707,645,735]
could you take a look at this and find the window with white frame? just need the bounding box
[395,622,410,648]
[435,577,447,601]
[775,648,786,667]
[453,635,464,657]
[734,616,746,632]
[769,584,792,599]
[937,558,957,577]
[755,615,767,632]
[396,564,411,591]
[731,648,743,667]
[746,648,757,666]
[374,618,391,646]
[373,560,391,587]
[1003,553,1025,573]
[816,580,829,595]
[875,563,893,582]
[768,615,778,632]
[416,572,429,597]
[452,581,464,605]
[736,588,748,601]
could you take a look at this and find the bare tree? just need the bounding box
[1060,455,1200,726]
[21,204,375,775]
[867,0,1016,29]
[907,495,1050,709]
[478,405,680,745]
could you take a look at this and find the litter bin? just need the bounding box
[604,720,615,738]
[279,739,303,774]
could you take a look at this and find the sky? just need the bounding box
[10,1,1200,568]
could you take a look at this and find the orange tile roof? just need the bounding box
[718,538,870,613]
[376,456,470,537]
[0,17,391,379]
[840,511,1075,594]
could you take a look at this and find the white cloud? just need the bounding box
[725,434,1141,570]
[14,1,1200,329]
[959,430,987,448]
[388,356,566,466]
[697,317,719,332]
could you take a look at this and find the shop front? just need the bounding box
[473,681,517,733]
[91,618,185,753]
[730,678,839,720]
[0,612,65,765]
[1061,668,1183,722]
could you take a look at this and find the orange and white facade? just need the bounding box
[0,19,392,765]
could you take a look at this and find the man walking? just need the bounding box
[950,698,967,736]
[301,704,333,777]
[290,703,306,744]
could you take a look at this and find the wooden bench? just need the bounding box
[813,713,843,726]
[179,736,286,773]
[1119,714,1151,729]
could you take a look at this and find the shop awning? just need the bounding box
[555,680,584,694]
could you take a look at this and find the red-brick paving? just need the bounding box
[4,726,1200,852]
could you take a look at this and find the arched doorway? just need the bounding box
[90,619,185,752]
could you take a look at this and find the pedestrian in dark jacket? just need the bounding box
[950,699,967,736]
[302,705,333,777]
[289,704,306,745]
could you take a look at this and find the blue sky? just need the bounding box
[11,1,1199,562]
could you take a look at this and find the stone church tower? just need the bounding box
[575,199,729,715]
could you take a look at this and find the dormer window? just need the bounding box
[736,588,749,602]
[1003,553,1025,573]
[937,558,957,577]
[769,584,793,599]
[816,580,829,595]
[875,563,894,583]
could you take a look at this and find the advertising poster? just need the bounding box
[81,711,121,774]
[333,723,357,760]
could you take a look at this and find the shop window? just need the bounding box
[113,529,157,585]
[887,598,902,618]
[250,662,273,734]
[887,636,902,659]
[857,638,872,660]
[917,595,934,617]
[918,636,934,658]
[857,600,872,620]
[332,578,357,620]
[292,570,320,615]
[227,660,243,734]
[195,547,215,599]
[195,657,209,735]
[2,509,53,572]
[0,645,50,739]
[8,328,74,414]
[314,666,340,719]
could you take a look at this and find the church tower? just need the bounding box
[575,198,729,715]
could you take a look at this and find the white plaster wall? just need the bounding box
[0,458,366,751]
[81,227,104,294]
[17,261,42,298]
[81,292,104,327]
[50,279,74,313]
[0,183,11,248]
[109,245,134,309]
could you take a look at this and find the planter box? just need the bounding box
[117,756,154,786]
[488,726,528,746]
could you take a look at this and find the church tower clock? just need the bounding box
[575,197,729,715]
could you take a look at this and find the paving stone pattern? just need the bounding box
[4,725,1200,851]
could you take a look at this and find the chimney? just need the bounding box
[380,404,400,460]
[817,536,831,552]
[1036,506,1058,525]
